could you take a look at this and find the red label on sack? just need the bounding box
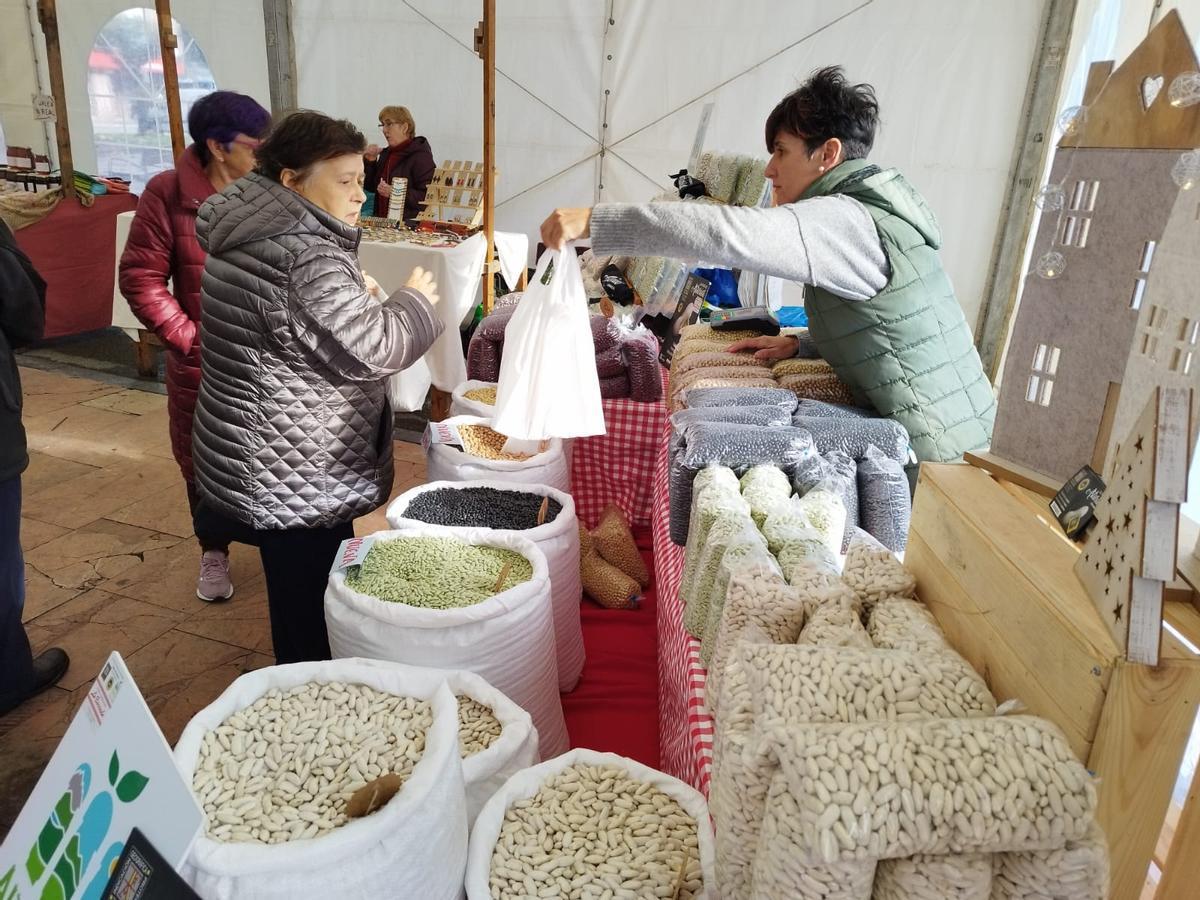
[333,535,375,571]
[422,422,463,453]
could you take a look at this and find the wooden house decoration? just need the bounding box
[416,160,486,229]
[988,11,1200,484]
[1075,386,1191,665]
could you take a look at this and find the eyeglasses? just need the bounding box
[378,121,397,129]
[231,137,263,150]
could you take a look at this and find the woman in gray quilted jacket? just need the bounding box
[191,111,443,663]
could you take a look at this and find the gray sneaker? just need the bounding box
[197,550,234,602]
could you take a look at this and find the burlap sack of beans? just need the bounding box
[590,504,649,587]
[578,523,639,609]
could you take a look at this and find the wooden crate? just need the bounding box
[908,464,1200,900]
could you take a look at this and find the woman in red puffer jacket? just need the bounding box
[119,90,270,604]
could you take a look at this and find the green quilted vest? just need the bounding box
[802,160,995,462]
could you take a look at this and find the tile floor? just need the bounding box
[0,367,427,836]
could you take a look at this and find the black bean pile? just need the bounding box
[403,487,563,531]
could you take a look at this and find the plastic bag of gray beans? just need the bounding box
[857,444,912,552]
[669,405,793,473]
[683,386,798,413]
[793,450,859,551]
[793,415,911,464]
[794,398,874,418]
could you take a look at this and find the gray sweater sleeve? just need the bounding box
[589,196,889,301]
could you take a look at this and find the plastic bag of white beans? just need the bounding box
[173,659,468,900]
[465,750,717,899]
[990,823,1109,900]
[873,852,993,900]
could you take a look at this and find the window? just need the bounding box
[1026,343,1060,407]
[1140,307,1199,373]
[87,9,215,194]
[1058,179,1099,249]
[1129,240,1157,310]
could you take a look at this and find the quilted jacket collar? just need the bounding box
[196,172,361,256]
[176,145,215,209]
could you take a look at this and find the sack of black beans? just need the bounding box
[669,407,794,494]
[792,414,911,463]
[794,398,874,419]
[386,481,585,693]
[857,444,913,553]
[451,380,499,418]
[325,527,569,759]
[425,415,571,494]
[793,450,859,551]
[679,422,816,474]
[682,386,798,413]
[173,659,467,900]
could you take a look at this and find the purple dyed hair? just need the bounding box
[188,90,272,165]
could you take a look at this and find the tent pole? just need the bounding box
[34,0,74,199]
[481,0,496,314]
[154,0,186,160]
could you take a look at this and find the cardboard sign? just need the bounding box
[421,421,463,453]
[31,94,55,121]
[0,654,203,900]
[332,535,377,572]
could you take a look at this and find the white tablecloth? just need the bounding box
[113,208,530,411]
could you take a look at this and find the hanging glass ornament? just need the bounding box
[1172,149,1200,190]
[1035,251,1066,280]
[1034,183,1066,211]
[1168,72,1200,108]
[1057,105,1088,137]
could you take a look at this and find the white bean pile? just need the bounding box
[739,464,793,527]
[699,543,780,664]
[458,695,504,756]
[760,716,1096,866]
[841,535,916,609]
[796,602,874,648]
[192,682,432,844]
[872,852,992,900]
[488,763,703,899]
[991,824,1109,900]
[868,597,951,655]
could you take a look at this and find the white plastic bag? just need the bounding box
[450,380,498,418]
[492,248,605,440]
[424,415,571,493]
[386,357,432,413]
[173,659,467,900]
[386,480,585,692]
[465,750,717,899]
[351,659,540,825]
[325,527,570,759]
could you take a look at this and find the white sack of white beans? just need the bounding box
[991,823,1109,900]
[352,659,540,824]
[387,480,585,693]
[683,385,798,413]
[757,716,1097,866]
[679,467,746,596]
[704,568,804,717]
[856,445,912,553]
[868,596,952,656]
[841,531,917,611]
[738,464,793,527]
[464,750,717,900]
[683,513,765,640]
[699,543,783,667]
[173,660,467,900]
[873,853,994,900]
[793,450,860,551]
[792,415,912,465]
[325,527,570,759]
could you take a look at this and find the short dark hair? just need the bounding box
[765,66,879,160]
[188,91,271,165]
[255,111,367,183]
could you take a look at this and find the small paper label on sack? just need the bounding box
[422,421,463,453]
[333,535,376,571]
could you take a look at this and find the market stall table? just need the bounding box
[15,192,138,339]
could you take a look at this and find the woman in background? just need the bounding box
[192,111,442,663]
[119,90,270,603]
[363,105,436,223]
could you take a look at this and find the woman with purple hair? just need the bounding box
[119,89,270,603]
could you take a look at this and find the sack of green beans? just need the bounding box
[424,415,571,494]
[352,659,540,824]
[465,750,717,900]
[173,659,467,900]
[451,380,500,418]
[324,527,570,759]
[386,480,585,693]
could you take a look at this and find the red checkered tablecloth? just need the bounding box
[570,387,669,529]
[652,418,715,798]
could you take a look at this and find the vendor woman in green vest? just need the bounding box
[541,66,995,463]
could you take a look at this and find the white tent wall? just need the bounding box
[0,0,51,158]
[295,0,1045,330]
[1,0,272,176]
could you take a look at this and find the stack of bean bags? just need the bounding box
[668,387,914,553]
[467,306,662,402]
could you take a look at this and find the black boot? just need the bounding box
[0,647,69,716]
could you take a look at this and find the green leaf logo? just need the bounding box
[115,771,149,804]
[107,752,119,787]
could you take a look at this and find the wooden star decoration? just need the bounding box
[1134,435,1144,452]
[1105,560,1114,576]
[1105,517,1115,534]
[1123,512,1132,529]
[1113,601,1123,623]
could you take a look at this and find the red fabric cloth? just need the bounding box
[117,145,216,483]
[570,391,668,530]
[562,531,660,770]
[12,192,137,340]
